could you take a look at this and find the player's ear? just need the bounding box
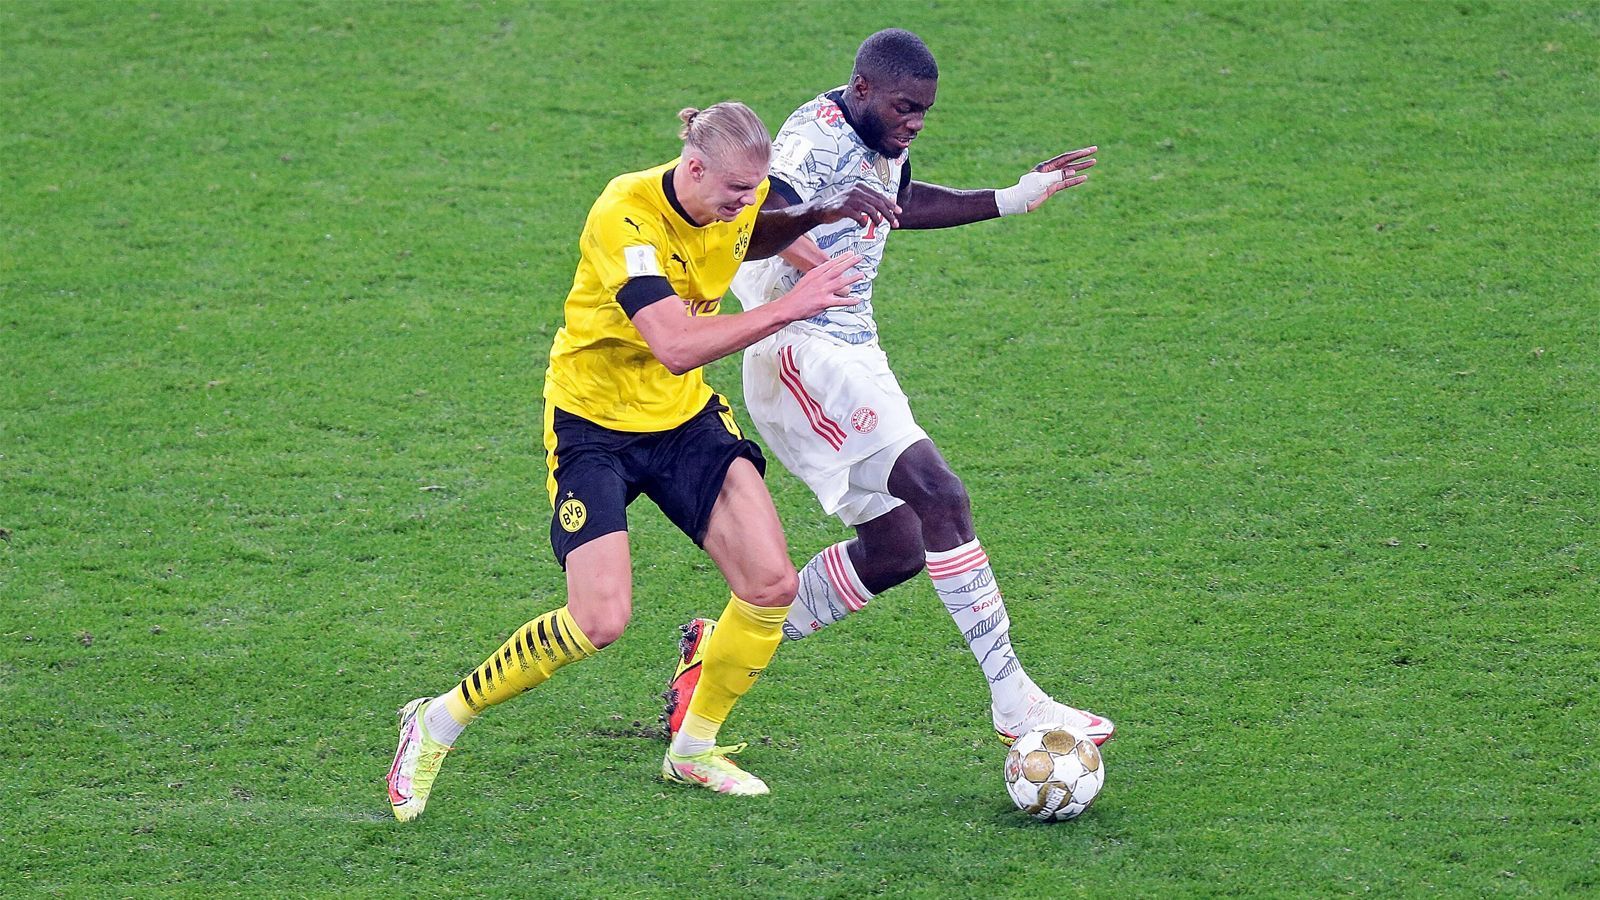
[849,72,870,99]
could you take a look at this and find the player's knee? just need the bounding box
[935,478,972,524]
[740,567,800,608]
[906,470,971,528]
[580,610,629,649]
[567,596,631,649]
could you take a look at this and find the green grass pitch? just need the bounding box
[3,0,1596,895]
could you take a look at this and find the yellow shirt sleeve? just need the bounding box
[585,197,674,306]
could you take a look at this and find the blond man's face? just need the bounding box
[685,152,768,222]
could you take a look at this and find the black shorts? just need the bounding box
[545,395,766,568]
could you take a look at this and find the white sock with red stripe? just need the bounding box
[785,541,873,640]
[925,539,1038,721]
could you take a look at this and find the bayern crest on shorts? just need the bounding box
[850,407,878,434]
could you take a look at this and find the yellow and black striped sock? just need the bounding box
[677,594,789,748]
[442,606,597,722]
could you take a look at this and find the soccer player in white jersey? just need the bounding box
[663,28,1115,747]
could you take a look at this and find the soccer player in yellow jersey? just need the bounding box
[387,101,899,820]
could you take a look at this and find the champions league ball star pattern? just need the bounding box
[1004,725,1105,822]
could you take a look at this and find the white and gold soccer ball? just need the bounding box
[1004,724,1105,821]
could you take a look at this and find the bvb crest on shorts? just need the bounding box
[558,495,587,533]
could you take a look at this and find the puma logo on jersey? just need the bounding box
[670,252,689,272]
[623,217,643,234]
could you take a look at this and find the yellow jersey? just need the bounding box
[544,159,768,432]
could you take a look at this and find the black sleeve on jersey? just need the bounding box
[769,176,802,206]
[616,276,675,318]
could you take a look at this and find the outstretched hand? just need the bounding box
[1034,146,1098,175]
[1026,146,1097,212]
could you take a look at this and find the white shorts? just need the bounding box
[742,326,928,526]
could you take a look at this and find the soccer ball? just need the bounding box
[1004,725,1105,821]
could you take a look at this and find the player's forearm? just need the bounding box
[897,182,1001,230]
[779,235,827,272]
[641,301,800,375]
[748,205,826,260]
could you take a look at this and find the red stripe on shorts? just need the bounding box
[778,346,846,450]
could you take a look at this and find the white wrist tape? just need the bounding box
[995,169,1064,217]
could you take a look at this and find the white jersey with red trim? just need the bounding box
[731,87,907,345]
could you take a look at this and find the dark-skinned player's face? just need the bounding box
[848,73,937,157]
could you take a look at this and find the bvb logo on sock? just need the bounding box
[558,494,587,533]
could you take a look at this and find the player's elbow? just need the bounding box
[638,320,700,375]
[650,340,698,376]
